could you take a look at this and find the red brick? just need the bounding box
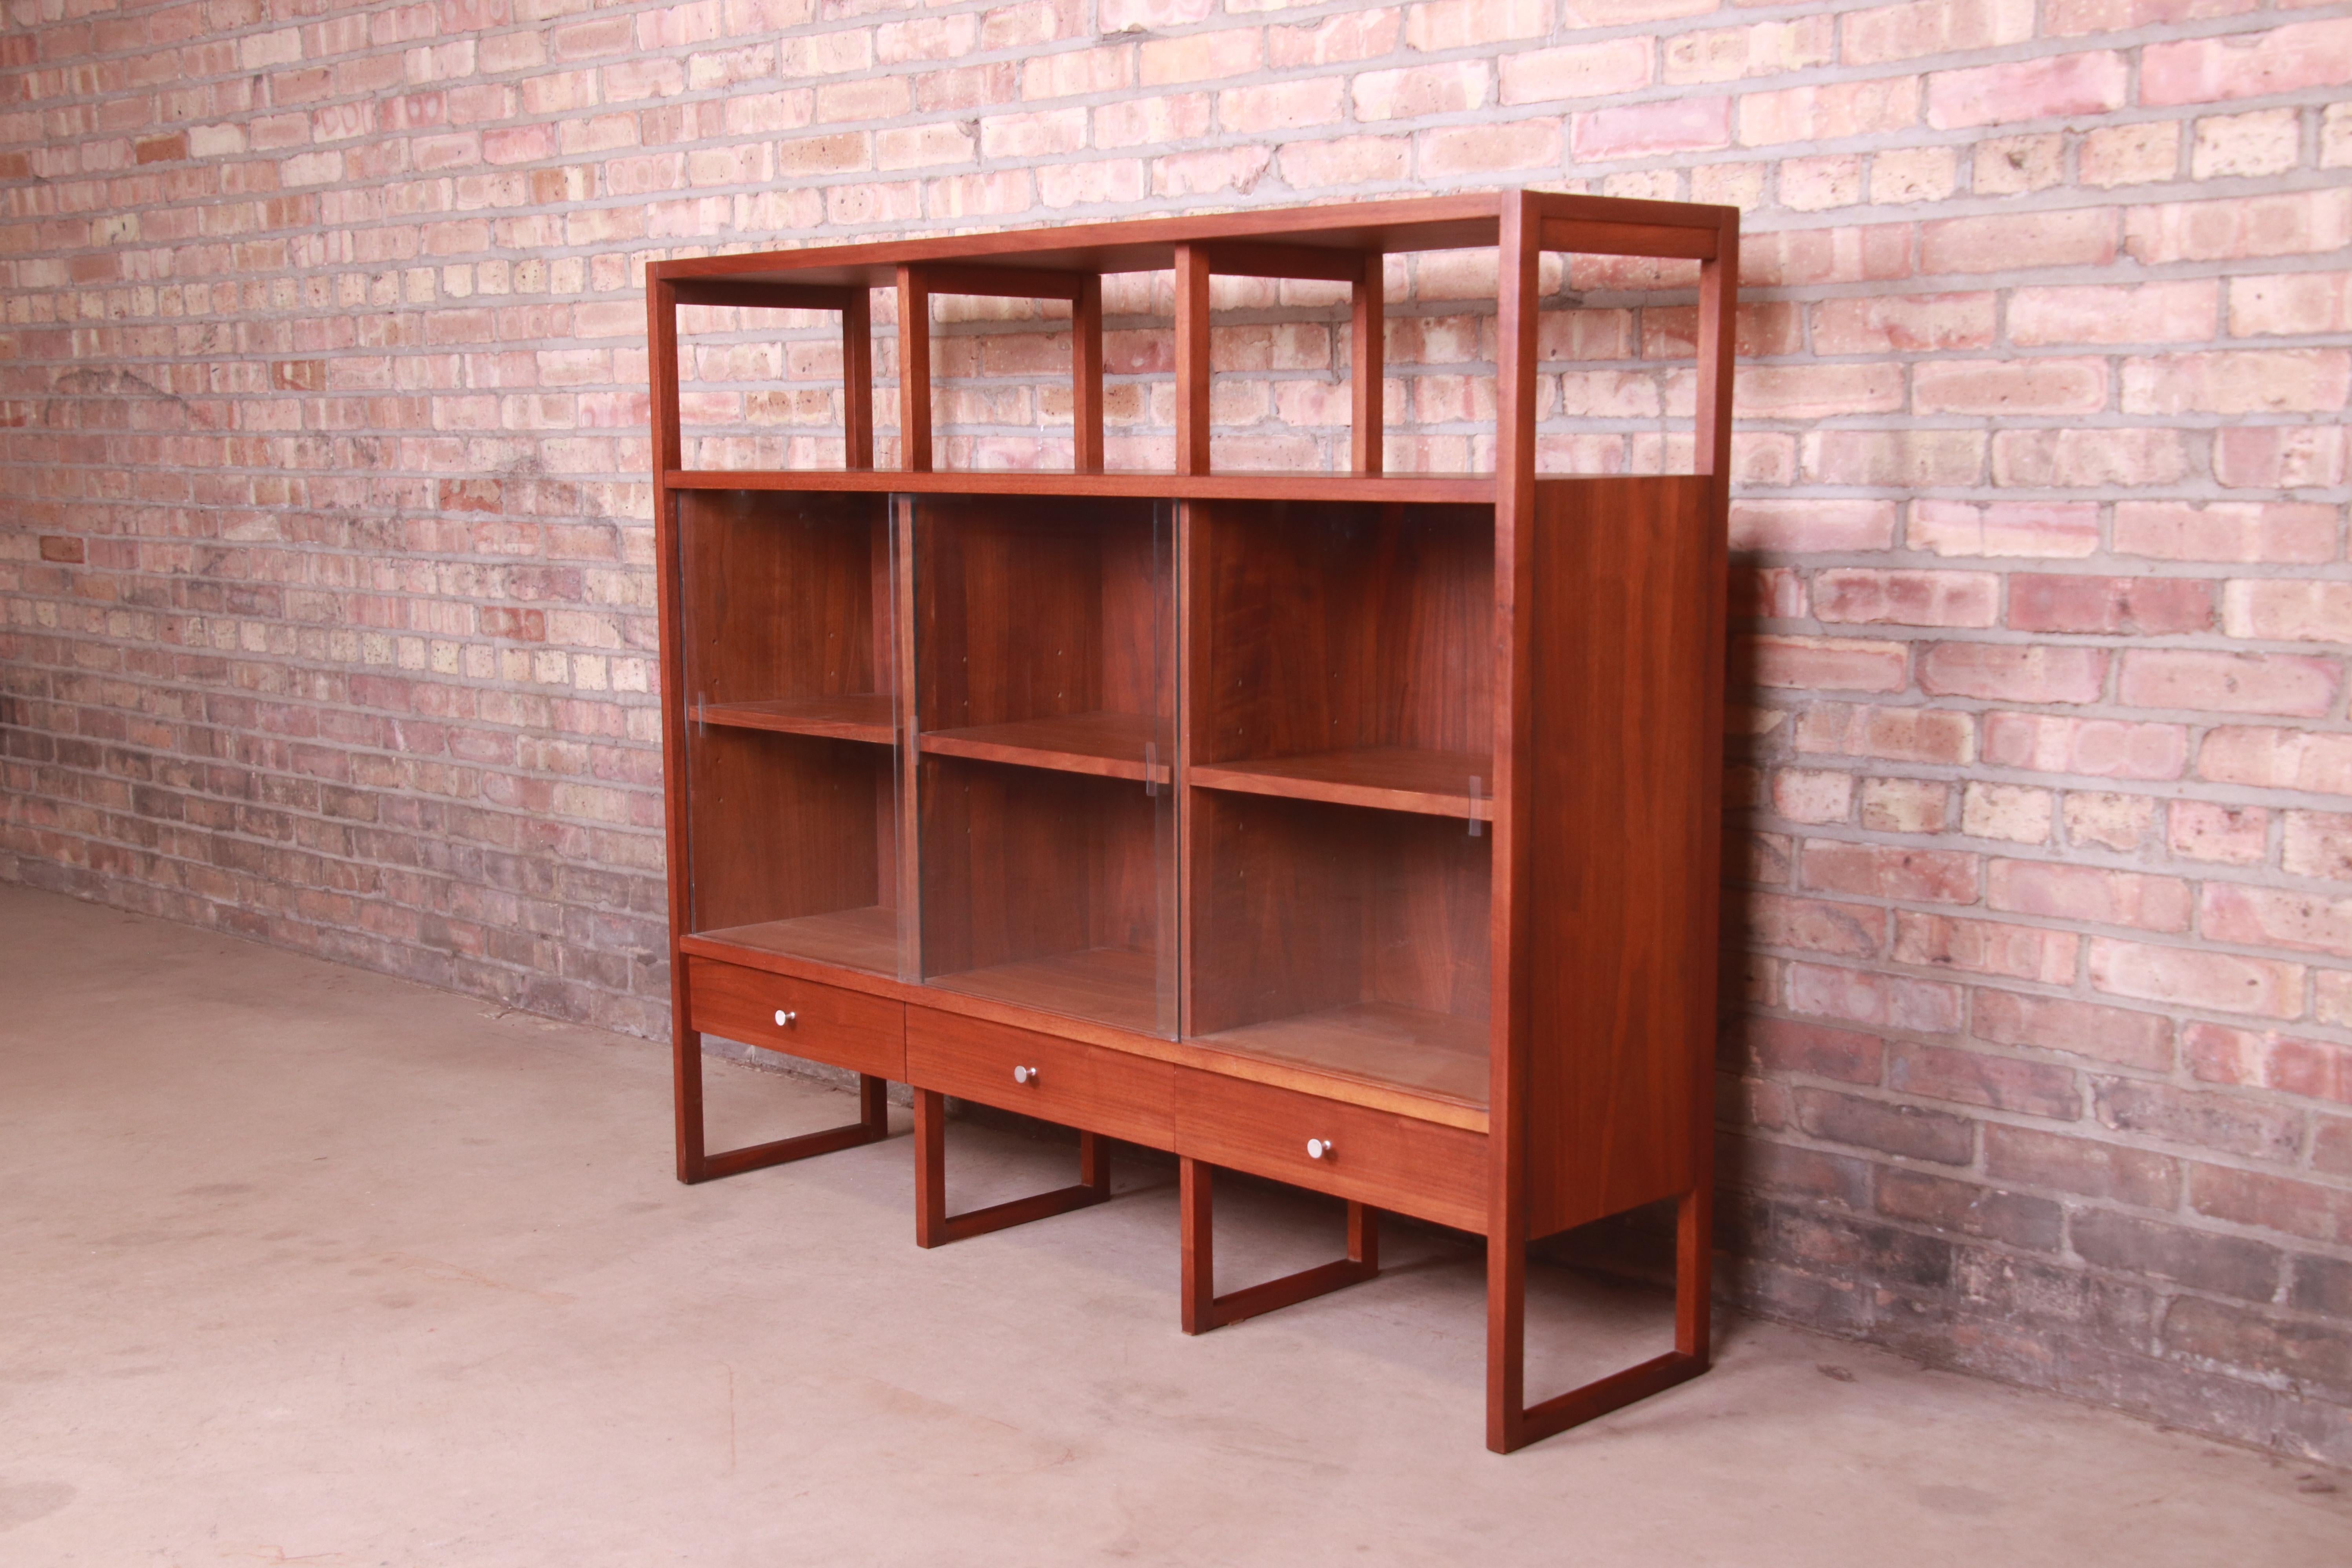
[1892,911,2080,984]
[2199,727,2352,796]
[1809,292,1994,354]
[1984,1123,2178,1208]
[2213,426,2348,490]
[1789,960,1965,1033]
[1889,1040,2080,1118]
[1971,989,2174,1071]
[1801,841,1980,904]
[1753,893,1888,958]
[1987,860,2192,933]
[2009,576,2212,636]
[2187,1022,2352,1107]
[1497,37,1651,104]
[1920,209,2116,274]
[2223,581,2352,646]
[2088,936,2306,1020]
[1795,704,1977,766]
[1728,499,1897,553]
[1914,358,2109,416]
[2124,190,2352,265]
[1794,1085,1974,1163]
[1742,1016,1886,1084]
[1739,78,1920,145]
[2189,1165,2352,1245]
[2117,650,2340,719]
[1928,51,2127,129]
[2112,502,2337,564]
[1876,1167,2063,1250]
[2202,882,2352,962]
[2072,1210,2281,1300]
[1918,644,2107,704]
[2141,18,2352,106]
[2122,350,2351,417]
[2229,272,2352,338]
[1982,713,2188,780]
[1813,570,1998,629]
[2171,800,2269,866]
[1738,635,1909,694]
[1842,0,2036,66]
[1572,96,1731,159]
[2007,282,2220,347]
[1908,501,2099,559]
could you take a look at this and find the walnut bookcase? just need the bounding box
[647,189,1737,1452]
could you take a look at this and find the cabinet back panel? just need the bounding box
[1524,475,1718,1236]
[1192,500,1494,764]
[678,489,890,704]
[913,494,1164,731]
[1189,791,1490,1034]
[687,729,890,933]
[916,755,1162,976]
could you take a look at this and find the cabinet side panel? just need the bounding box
[1526,475,1720,1237]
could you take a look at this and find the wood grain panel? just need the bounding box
[1172,1069,1488,1233]
[1524,474,1719,1237]
[907,1008,1176,1150]
[686,954,907,1080]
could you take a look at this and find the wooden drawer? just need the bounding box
[906,1008,1176,1151]
[684,956,906,1080]
[1174,1069,1489,1234]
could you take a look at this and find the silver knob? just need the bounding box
[1013,1064,1038,1086]
[1306,1138,1333,1161]
[772,1009,797,1027]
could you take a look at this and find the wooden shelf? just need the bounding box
[1190,747,1492,820]
[695,694,893,745]
[695,907,901,976]
[926,945,1163,1036]
[920,711,1167,783]
[666,469,1495,505]
[1199,1001,1488,1111]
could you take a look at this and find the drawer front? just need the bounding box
[1174,1070,1489,1234]
[684,956,906,1080]
[906,1009,1176,1151]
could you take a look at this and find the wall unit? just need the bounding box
[647,190,1737,1452]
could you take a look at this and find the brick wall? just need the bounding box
[4,0,2350,1461]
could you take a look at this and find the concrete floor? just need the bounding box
[1,886,2345,1565]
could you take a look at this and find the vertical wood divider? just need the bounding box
[1486,191,1541,1454]
[1351,251,1384,476]
[893,493,923,981]
[1074,273,1105,474]
[842,287,873,470]
[646,270,704,1181]
[897,265,932,472]
[1678,214,1740,1365]
[1173,244,1211,476]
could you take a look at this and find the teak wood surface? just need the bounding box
[649,189,1738,1453]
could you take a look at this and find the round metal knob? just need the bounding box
[773,1009,797,1027]
[1013,1064,1038,1085]
[1306,1138,1333,1161]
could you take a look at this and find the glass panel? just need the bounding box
[678,489,905,978]
[909,493,1177,1038]
[1183,497,1495,1109]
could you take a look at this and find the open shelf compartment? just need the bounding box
[678,488,905,977]
[1186,497,1494,824]
[910,491,1177,1036]
[1187,790,1492,1110]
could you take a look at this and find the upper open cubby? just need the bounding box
[647,191,1738,494]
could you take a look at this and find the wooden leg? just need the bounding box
[1179,1158,1381,1334]
[676,1030,892,1185]
[1488,1188,1712,1452]
[913,1087,1114,1248]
